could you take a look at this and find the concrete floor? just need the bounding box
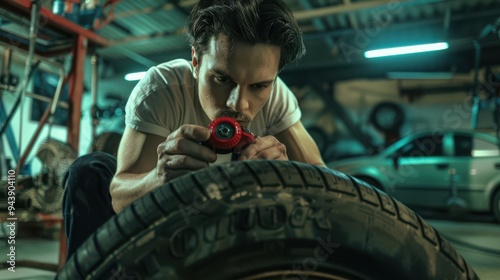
[0,217,499,280]
[428,219,500,280]
[0,238,58,280]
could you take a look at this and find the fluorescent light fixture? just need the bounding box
[124,71,147,81]
[387,72,454,79]
[364,42,449,58]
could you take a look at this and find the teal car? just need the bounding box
[328,129,500,222]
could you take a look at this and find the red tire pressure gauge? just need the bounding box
[206,117,255,154]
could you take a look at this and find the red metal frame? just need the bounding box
[2,0,108,47]
[67,35,87,152]
[1,0,109,270]
[1,0,109,153]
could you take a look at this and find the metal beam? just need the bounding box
[309,82,378,152]
[298,0,337,53]
[112,0,445,22]
[171,0,191,17]
[113,0,197,19]
[280,42,500,83]
[108,28,187,46]
[113,47,158,68]
[293,0,446,21]
[1,0,109,47]
[105,0,454,49]
[343,0,359,29]
[443,4,451,35]
[303,8,500,41]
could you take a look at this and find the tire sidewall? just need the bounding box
[59,160,476,280]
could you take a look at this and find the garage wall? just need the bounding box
[291,69,499,161]
[335,77,496,135]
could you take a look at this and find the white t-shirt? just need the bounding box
[125,59,301,163]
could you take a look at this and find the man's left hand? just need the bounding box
[237,136,288,160]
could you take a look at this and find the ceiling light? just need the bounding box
[364,42,449,58]
[124,71,147,81]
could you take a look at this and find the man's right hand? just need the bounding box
[156,124,217,183]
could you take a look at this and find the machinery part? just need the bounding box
[492,188,500,223]
[90,53,99,145]
[0,136,6,177]
[447,196,469,221]
[446,168,468,220]
[36,138,78,186]
[57,160,478,280]
[205,117,255,154]
[0,177,32,209]
[20,138,78,214]
[0,61,40,140]
[369,101,405,132]
[306,126,330,155]
[0,73,19,87]
[1,48,18,87]
[91,132,122,157]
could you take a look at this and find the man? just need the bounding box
[63,0,324,259]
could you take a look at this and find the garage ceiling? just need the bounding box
[22,0,494,85]
[91,0,500,84]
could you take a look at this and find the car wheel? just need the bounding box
[57,160,478,280]
[493,189,500,223]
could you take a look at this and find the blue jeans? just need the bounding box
[62,152,116,259]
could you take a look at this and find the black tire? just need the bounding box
[369,102,405,132]
[353,176,384,192]
[57,160,478,280]
[493,188,500,223]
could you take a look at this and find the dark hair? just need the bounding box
[187,0,306,71]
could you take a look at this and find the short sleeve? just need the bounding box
[262,77,302,135]
[125,66,180,137]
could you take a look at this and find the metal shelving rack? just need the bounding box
[0,0,109,271]
[0,0,109,156]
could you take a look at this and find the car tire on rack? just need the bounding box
[56,160,478,280]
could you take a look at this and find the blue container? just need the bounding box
[51,0,65,15]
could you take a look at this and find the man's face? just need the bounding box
[192,35,280,128]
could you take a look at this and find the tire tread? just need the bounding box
[57,160,478,280]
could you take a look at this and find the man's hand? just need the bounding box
[156,125,217,183]
[237,135,288,161]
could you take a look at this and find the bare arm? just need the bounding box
[275,121,325,167]
[110,128,164,213]
[110,126,216,213]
